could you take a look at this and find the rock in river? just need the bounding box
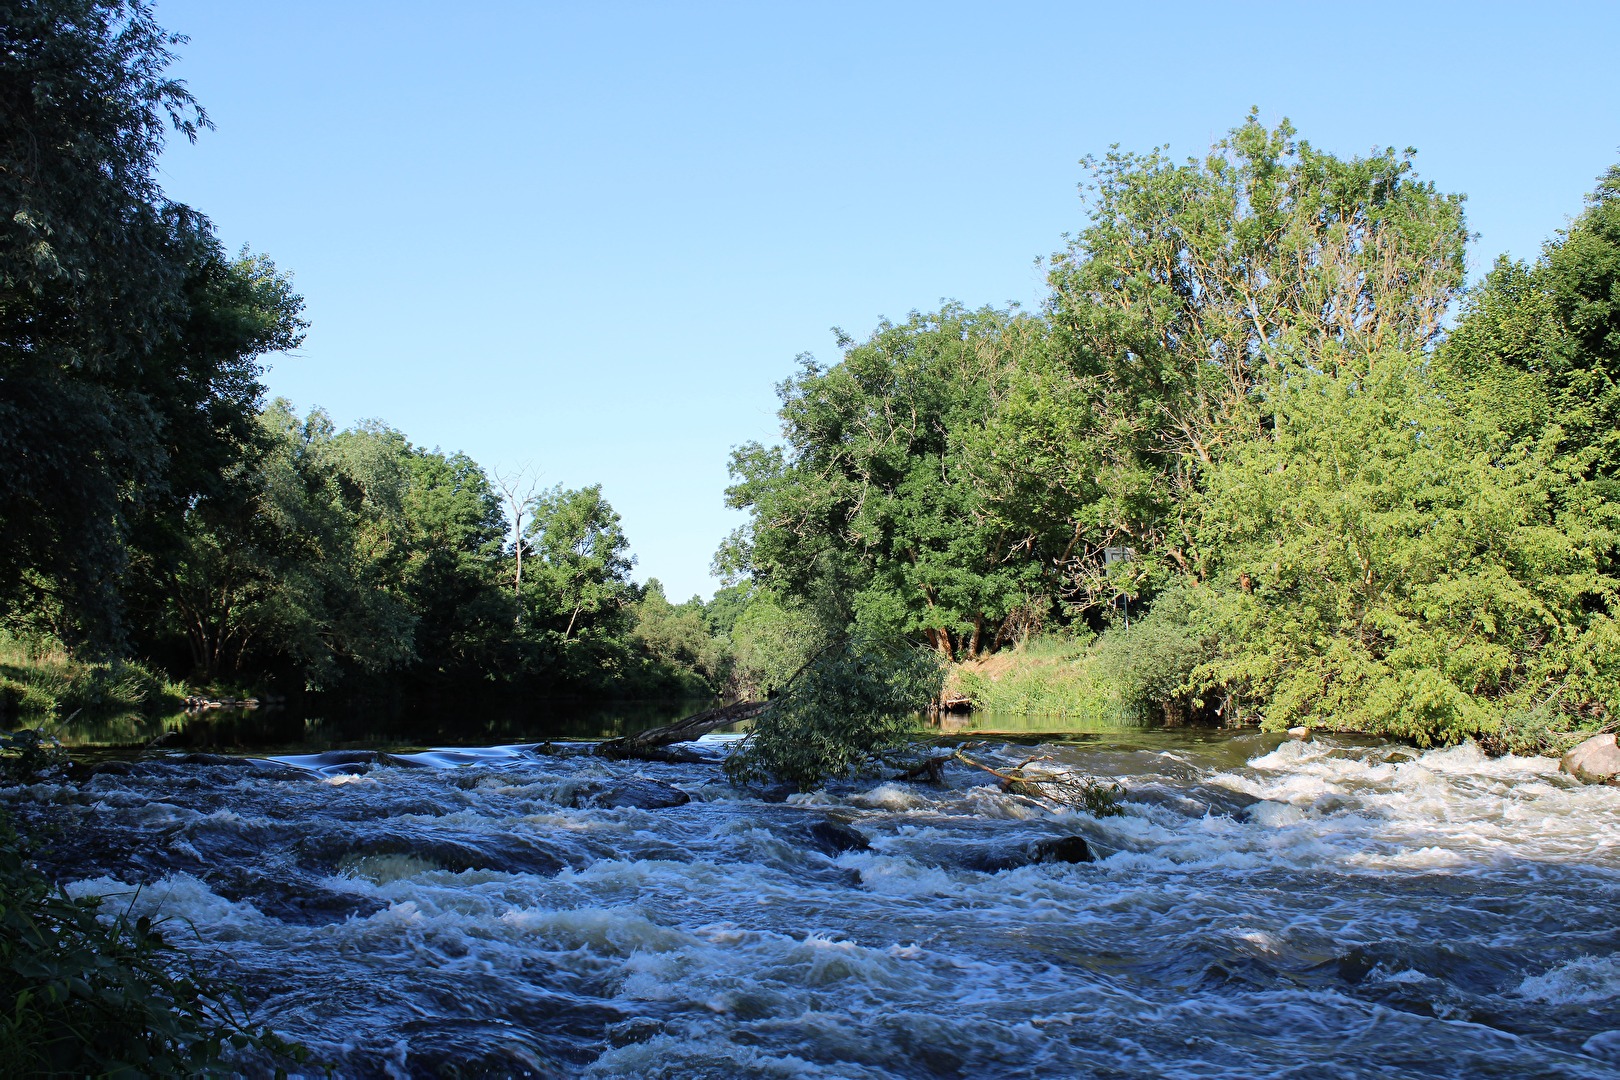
[806,819,872,855]
[1560,733,1620,784]
[577,778,691,810]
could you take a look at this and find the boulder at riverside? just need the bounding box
[1560,733,1620,784]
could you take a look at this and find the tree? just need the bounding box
[491,463,541,606]
[0,1,303,649]
[162,403,415,687]
[1183,351,1619,747]
[523,484,635,642]
[722,305,1053,661]
[398,448,516,680]
[723,637,944,789]
[628,580,731,696]
[984,113,1470,614]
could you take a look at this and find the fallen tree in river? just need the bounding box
[594,640,1124,813]
[595,637,945,791]
[593,699,769,759]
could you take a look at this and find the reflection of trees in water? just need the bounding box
[48,699,710,754]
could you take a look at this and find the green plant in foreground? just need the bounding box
[0,732,310,1076]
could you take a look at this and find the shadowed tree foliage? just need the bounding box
[0,1,305,651]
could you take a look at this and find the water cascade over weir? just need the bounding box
[5,733,1619,1077]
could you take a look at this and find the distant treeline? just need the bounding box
[723,116,1620,751]
[6,3,1619,750]
[0,1,759,711]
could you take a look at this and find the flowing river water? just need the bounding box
[4,723,1619,1078]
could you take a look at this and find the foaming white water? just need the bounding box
[1520,956,1620,1005]
[16,734,1620,1078]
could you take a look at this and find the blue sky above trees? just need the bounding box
[152,0,1620,600]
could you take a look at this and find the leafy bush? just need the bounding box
[724,638,945,789]
[1188,352,1619,747]
[1093,587,1220,724]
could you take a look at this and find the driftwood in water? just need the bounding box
[594,699,769,759]
[951,750,1126,815]
[597,640,853,760]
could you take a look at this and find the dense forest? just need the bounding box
[722,123,1620,753]
[5,1,1620,758]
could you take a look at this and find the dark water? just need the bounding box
[45,698,709,757]
[4,725,1618,1078]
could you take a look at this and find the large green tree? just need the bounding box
[161,404,416,687]
[0,1,303,649]
[971,114,1470,615]
[723,305,1054,660]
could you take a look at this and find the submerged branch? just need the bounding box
[951,749,1126,815]
[594,699,768,759]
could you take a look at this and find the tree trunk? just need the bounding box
[594,700,768,759]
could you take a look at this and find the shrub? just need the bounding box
[724,638,944,789]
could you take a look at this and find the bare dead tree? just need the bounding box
[491,463,542,616]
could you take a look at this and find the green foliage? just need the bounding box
[1093,587,1219,725]
[723,115,1620,752]
[724,638,945,789]
[628,580,732,697]
[0,3,305,650]
[725,588,831,698]
[159,403,418,688]
[0,633,178,722]
[1185,351,1618,746]
[954,115,1470,625]
[394,446,516,681]
[522,484,635,642]
[949,635,1120,721]
[722,307,1056,661]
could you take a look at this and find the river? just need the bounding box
[4,720,1618,1078]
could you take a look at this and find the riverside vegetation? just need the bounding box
[6,2,1620,760]
[5,0,1620,1071]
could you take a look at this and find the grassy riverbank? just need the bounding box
[0,636,183,725]
[946,636,1123,722]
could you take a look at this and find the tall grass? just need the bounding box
[0,633,182,722]
[949,599,1217,725]
[948,634,1130,722]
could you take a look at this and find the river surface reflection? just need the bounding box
[45,698,713,756]
[5,719,1618,1077]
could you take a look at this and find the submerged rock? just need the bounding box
[577,778,691,810]
[1030,835,1094,864]
[950,833,1095,873]
[806,819,871,855]
[1560,733,1620,784]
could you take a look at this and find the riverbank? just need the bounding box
[0,637,183,725]
[5,730,1617,1076]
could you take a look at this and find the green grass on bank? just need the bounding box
[946,635,1128,722]
[0,634,183,724]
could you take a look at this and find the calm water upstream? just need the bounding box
[4,718,1618,1078]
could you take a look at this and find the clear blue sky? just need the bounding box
[152,1,1620,601]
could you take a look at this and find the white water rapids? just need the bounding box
[6,731,1619,1077]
